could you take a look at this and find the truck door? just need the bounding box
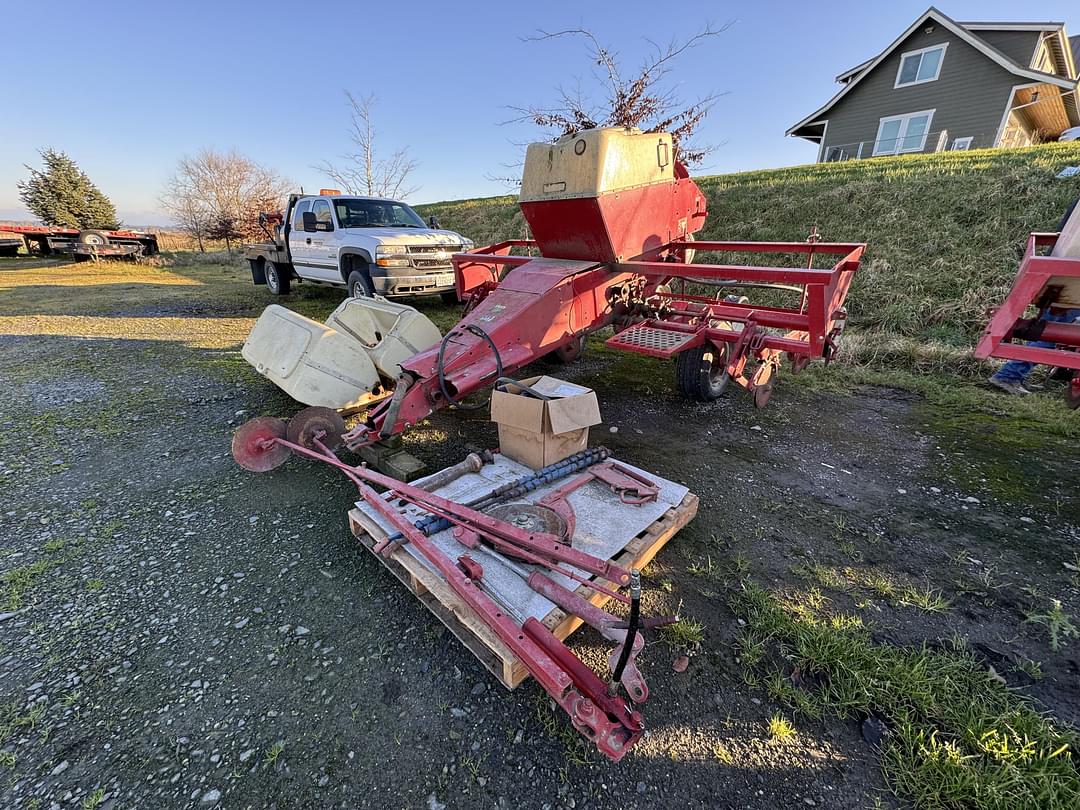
[288,198,341,282]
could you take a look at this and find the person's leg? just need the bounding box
[989,340,1055,390]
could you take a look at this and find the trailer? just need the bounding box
[0,225,159,258]
[973,197,1080,407]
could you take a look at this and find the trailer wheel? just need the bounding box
[265,261,290,295]
[347,270,373,298]
[675,344,730,401]
[78,230,111,246]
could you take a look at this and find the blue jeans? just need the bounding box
[991,309,1080,384]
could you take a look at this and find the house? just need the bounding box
[788,7,1080,161]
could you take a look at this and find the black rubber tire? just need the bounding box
[440,290,459,305]
[347,269,373,298]
[675,344,730,401]
[78,229,111,246]
[265,261,290,295]
[1058,196,1079,233]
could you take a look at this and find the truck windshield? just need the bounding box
[332,199,427,229]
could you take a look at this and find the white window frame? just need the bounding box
[951,136,973,151]
[873,109,936,156]
[894,43,948,88]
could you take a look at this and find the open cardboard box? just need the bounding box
[490,376,602,469]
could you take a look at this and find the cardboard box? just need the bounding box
[490,376,602,469]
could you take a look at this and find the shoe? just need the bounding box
[988,377,1032,395]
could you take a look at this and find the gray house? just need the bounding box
[788,7,1080,161]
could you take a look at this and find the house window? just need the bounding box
[895,44,947,88]
[950,137,973,151]
[873,110,936,156]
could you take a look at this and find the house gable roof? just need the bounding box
[788,7,1078,139]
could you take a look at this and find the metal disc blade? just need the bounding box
[286,406,346,450]
[232,417,290,472]
[486,503,569,540]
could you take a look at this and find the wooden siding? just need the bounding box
[975,30,1040,67]
[820,26,1023,157]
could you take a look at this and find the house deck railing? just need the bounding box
[821,130,993,162]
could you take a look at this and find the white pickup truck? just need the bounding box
[244,192,473,302]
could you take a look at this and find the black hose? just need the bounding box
[436,325,503,411]
[610,569,641,694]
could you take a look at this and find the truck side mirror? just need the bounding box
[428,215,441,230]
[302,211,318,233]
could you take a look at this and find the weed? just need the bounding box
[661,617,705,650]
[82,788,106,810]
[86,579,104,592]
[767,713,796,741]
[531,694,593,766]
[900,584,951,613]
[1025,600,1079,652]
[713,743,734,764]
[263,741,285,768]
[0,751,14,768]
[1016,658,1044,680]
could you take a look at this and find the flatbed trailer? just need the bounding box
[0,225,159,257]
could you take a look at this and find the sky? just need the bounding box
[1,0,1076,225]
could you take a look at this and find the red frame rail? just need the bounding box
[973,232,1080,407]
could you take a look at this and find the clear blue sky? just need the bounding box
[1,0,1075,225]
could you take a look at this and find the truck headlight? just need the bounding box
[376,245,410,268]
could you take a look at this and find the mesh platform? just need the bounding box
[605,324,699,358]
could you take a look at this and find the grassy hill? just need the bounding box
[418,144,1080,373]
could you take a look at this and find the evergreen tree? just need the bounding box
[17,149,119,229]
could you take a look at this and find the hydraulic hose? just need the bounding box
[610,569,641,694]
[436,324,503,411]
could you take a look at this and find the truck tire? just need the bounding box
[265,261,290,295]
[347,269,373,298]
[78,230,111,246]
[675,344,730,401]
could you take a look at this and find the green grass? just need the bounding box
[767,713,796,741]
[661,617,705,649]
[417,143,1080,375]
[734,581,1080,809]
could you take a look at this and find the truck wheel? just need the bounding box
[78,230,111,246]
[675,344,730,401]
[347,270,373,298]
[265,261,290,295]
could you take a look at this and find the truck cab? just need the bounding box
[245,192,473,301]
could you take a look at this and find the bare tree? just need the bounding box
[160,148,289,251]
[512,24,731,166]
[316,91,420,199]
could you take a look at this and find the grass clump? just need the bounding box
[734,581,1080,809]
[661,617,705,649]
[767,713,796,741]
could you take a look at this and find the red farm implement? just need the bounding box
[339,127,864,450]
[974,199,1080,407]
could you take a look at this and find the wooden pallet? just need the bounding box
[348,491,698,689]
